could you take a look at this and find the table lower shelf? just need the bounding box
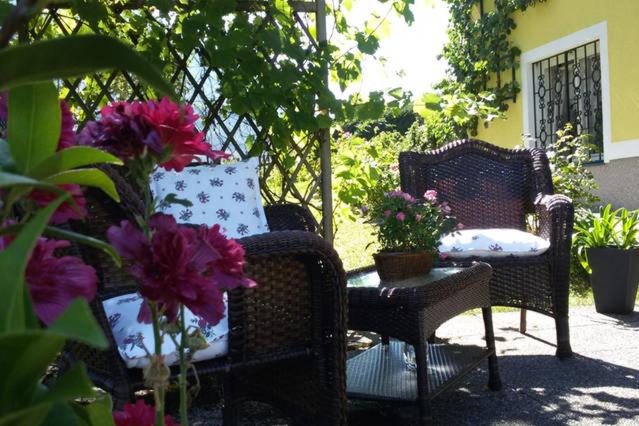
[347,340,491,402]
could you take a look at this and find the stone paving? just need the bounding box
[349,306,639,425]
[191,305,639,425]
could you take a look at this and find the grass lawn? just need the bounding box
[333,219,603,308]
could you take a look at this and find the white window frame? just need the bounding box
[520,21,629,163]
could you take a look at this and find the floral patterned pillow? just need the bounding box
[439,228,550,259]
[103,293,229,369]
[150,157,269,239]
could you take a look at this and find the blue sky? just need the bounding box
[334,0,450,98]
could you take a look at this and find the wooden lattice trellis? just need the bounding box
[29,0,334,240]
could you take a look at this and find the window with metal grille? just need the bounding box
[532,40,603,162]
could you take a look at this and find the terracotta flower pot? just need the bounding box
[373,251,433,282]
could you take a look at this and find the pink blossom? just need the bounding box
[383,210,392,217]
[402,193,416,203]
[136,97,230,172]
[439,252,449,261]
[28,183,87,224]
[389,163,399,172]
[440,201,452,215]
[0,231,97,325]
[415,214,423,222]
[113,400,179,426]
[57,101,76,150]
[396,212,406,222]
[387,189,404,198]
[457,223,465,230]
[107,214,254,325]
[78,98,230,172]
[424,190,438,202]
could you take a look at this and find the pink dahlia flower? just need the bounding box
[383,210,392,217]
[0,232,97,325]
[415,214,423,222]
[113,400,179,426]
[440,201,452,215]
[29,183,87,224]
[423,190,438,202]
[136,97,230,171]
[396,212,406,222]
[107,214,254,326]
[457,223,465,230]
[77,98,229,172]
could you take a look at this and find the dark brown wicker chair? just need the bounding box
[62,169,348,425]
[399,140,574,359]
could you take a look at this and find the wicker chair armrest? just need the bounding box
[535,193,574,258]
[264,203,318,233]
[233,230,347,361]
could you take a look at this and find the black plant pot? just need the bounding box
[587,247,639,314]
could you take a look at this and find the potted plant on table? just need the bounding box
[364,189,458,281]
[573,204,639,314]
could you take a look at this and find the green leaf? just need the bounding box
[0,331,65,412]
[164,193,193,208]
[45,168,120,202]
[28,147,123,179]
[0,138,15,170]
[0,199,64,332]
[71,0,108,26]
[0,402,53,426]
[0,2,14,23]
[0,35,176,99]
[48,299,108,349]
[70,395,115,426]
[36,363,95,404]
[44,226,121,267]
[7,82,61,172]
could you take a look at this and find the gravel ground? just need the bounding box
[187,305,639,425]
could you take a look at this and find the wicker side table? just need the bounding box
[347,263,501,423]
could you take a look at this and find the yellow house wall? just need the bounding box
[475,0,639,149]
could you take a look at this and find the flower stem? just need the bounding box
[150,302,166,426]
[178,304,189,426]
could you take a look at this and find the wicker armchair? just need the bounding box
[63,170,348,425]
[399,140,574,359]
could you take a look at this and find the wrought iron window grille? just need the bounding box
[532,40,603,163]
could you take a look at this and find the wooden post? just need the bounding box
[316,0,334,243]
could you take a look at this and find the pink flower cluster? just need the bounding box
[76,97,229,172]
[107,214,255,325]
[113,400,179,426]
[387,189,416,203]
[0,231,97,325]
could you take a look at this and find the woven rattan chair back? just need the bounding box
[399,139,553,231]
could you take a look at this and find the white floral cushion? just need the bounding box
[103,293,229,369]
[150,157,269,239]
[439,228,550,259]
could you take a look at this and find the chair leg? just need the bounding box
[482,307,502,391]
[555,315,573,359]
[519,309,527,334]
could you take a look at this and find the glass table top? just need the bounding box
[347,267,467,289]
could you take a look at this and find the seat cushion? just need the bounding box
[150,157,269,239]
[103,293,228,369]
[439,228,550,259]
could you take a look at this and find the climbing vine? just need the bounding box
[438,0,547,119]
[17,0,416,151]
